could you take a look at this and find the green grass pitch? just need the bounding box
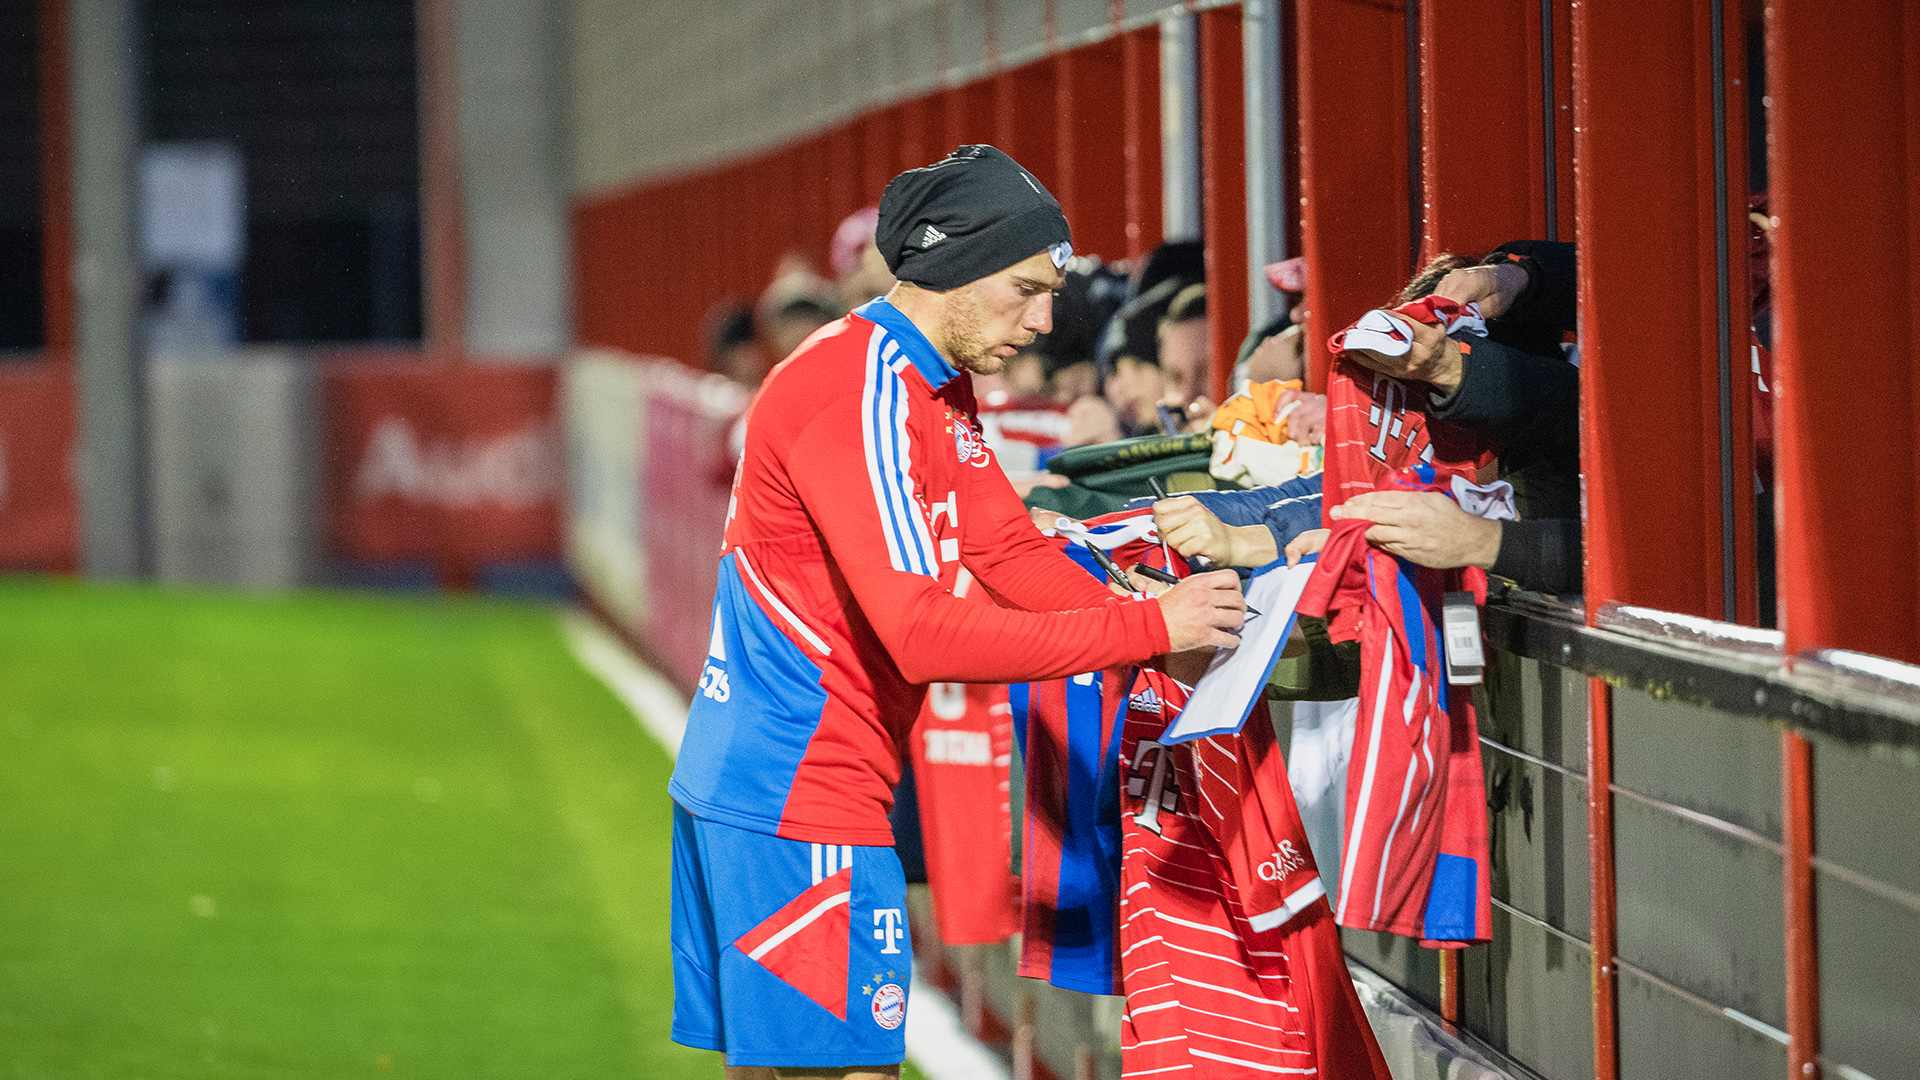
[0,579,933,1079]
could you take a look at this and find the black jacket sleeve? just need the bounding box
[1491,517,1584,596]
[1429,335,1581,520]
[1481,240,1577,359]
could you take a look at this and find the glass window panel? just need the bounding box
[1484,744,1590,940]
[1481,651,1588,774]
[1342,927,1442,1014]
[1811,731,1920,897]
[1818,869,1920,1080]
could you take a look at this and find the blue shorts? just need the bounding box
[670,803,913,1067]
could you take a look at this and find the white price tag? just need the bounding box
[1443,590,1484,686]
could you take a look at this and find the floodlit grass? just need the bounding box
[0,579,717,1079]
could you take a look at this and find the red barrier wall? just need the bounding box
[640,382,737,685]
[0,365,77,570]
[572,33,1156,369]
[1294,0,1415,392]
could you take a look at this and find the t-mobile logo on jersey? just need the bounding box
[872,909,905,954]
[1127,740,1181,835]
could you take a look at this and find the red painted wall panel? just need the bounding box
[572,34,1158,369]
[944,80,1000,151]
[1122,25,1162,261]
[1054,40,1130,262]
[996,60,1061,194]
[1575,0,1754,623]
[1200,9,1247,405]
[1295,0,1414,392]
[1768,0,1919,661]
[1420,0,1545,258]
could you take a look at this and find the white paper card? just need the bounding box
[1162,557,1319,744]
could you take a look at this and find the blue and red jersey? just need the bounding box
[670,299,1169,847]
[1316,314,1498,945]
[1013,507,1179,994]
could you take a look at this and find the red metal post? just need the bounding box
[1198,8,1247,406]
[1419,0,1545,258]
[1782,730,1820,1080]
[944,79,999,154]
[1438,949,1460,1024]
[1121,25,1162,261]
[996,60,1060,191]
[36,0,74,365]
[1573,0,1754,623]
[1053,39,1129,262]
[1767,0,1920,663]
[1293,0,1414,393]
[1539,0,1574,241]
[417,0,466,362]
[1586,679,1619,1080]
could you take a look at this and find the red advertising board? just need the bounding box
[0,365,77,570]
[324,358,561,565]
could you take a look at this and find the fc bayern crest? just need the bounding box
[870,982,906,1029]
[953,421,990,467]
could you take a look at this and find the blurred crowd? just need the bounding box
[703,198,1777,610]
[703,207,1319,481]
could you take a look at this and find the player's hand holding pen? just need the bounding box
[1154,570,1248,652]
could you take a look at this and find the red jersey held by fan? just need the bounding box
[670,298,1169,847]
[1118,668,1391,1079]
[1308,296,1495,946]
[1323,295,1497,510]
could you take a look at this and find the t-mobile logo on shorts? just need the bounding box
[872,908,905,954]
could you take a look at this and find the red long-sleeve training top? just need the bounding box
[668,298,1170,845]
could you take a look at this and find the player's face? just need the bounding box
[942,251,1063,375]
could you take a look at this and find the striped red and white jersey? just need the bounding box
[1314,318,1497,947]
[1293,510,1492,946]
[1118,669,1390,1079]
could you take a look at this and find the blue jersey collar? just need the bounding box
[854,298,962,390]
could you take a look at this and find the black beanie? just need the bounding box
[877,145,1073,291]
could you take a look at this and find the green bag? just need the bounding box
[1025,433,1222,520]
[1046,432,1212,477]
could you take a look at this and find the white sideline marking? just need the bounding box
[560,610,1006,1080]
[906,972,1010,1080]
[558,611,688,760]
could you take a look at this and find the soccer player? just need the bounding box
[667,145,1248,1080]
